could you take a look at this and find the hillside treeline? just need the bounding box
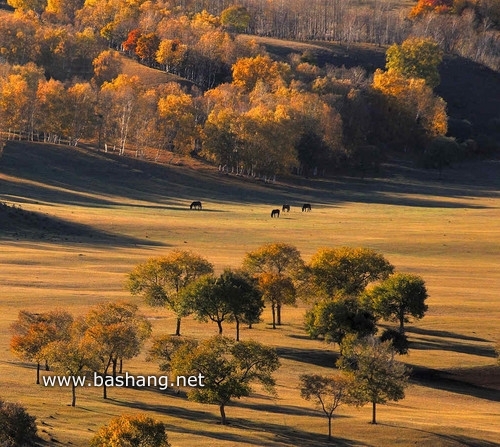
[0,0,500,74]
[0,42,450,177]
[0,1,494,175]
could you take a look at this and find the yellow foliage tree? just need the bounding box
[232,55,291,93]
[386,37,443,88]
[372,69,447,148]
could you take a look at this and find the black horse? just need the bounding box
[190,201,202,210]
[271,209,280,218]
[302,203,311,212]
[282,204,290,212]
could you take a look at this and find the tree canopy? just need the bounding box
[90,414,171,447]
[308,247,394,297]
[170,335,280,425]
[126,250,213,335]
[337,336,410,424]
[363,273,429,334]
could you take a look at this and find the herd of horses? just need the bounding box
[271,203,311,218]
[190,201,311,217]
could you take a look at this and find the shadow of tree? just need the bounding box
[107,398,360,446]
[410,365,500,403]
[276,346,338,368]
[406,327,490,343]
[406,327,496,359]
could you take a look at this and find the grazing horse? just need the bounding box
[271,209,280,218]
[282,204,290,212]
[302,203,312,212]
[190,201,202,210]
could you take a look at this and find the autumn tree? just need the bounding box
[243,242,304,327]
[363,273,429,334]
[36,78,71,140]
[0,398,38,447]
[0,63,44,139]
[7,0,46,15]
[148,335,198,374]
[0,12,39,65]
[42,318,100,407]
[308,247,394,297]
[135,32,160,67]
[305,294,377,349]
[371,68,448,150]
[221,5,251,33]
[232,55,291,93]
[337,336,410,424]
[127,250,213,336]
[99,74,141,154]
[300,374,351,441]
[157,89,197,154]
[10,309,73,384]
[184,269,263,339]
[67,82,96,143]
[410,0,454,18]
[90,414,171,447]
[92,50,122,86]
[122,29,142,55]
[386,37,443,89]
[83,301,152,399]
[156,39,188,73]
[170,335,280,425]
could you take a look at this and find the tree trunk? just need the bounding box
[175,317,182,336]
[112,358,117,379]
[219,404,227,425]
[277,303,282,325]
[119,357,123,374]
[217,320,223,334]
[36,362,40,385]
[271,303,276,329]
[399,311,405,334]
[328,415,332,440]
[103,378,107,399]
[371,400,377,424]
[45,360,50,371]
[71,383,76,407]
[235,318,240,341]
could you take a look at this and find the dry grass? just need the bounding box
[0,142,499,446]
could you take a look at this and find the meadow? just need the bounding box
[0,141,499,446]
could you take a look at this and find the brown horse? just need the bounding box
[271,209,280,218]
[282,204,290,212]
[190,201,202,210]
[302,203,311,212]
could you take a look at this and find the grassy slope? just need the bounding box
[0,141,499,446]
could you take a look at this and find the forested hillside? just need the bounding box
[0,0,499,178]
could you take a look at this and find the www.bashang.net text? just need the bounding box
[42,372,205,391]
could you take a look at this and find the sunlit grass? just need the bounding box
[0,143,499,446]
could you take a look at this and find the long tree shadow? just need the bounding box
[406,327,496,359]
[107,398,359,446]
[381,422,500,447]
[276,346,338,368]
[406,327,490,343]
[410,365,500,403]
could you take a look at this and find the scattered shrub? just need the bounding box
[0,398,37,447]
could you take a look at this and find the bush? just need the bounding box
[90,414,171,447]
[0,399,37,447]
[422,136,463,175]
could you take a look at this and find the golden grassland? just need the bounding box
[0,142,499,446]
